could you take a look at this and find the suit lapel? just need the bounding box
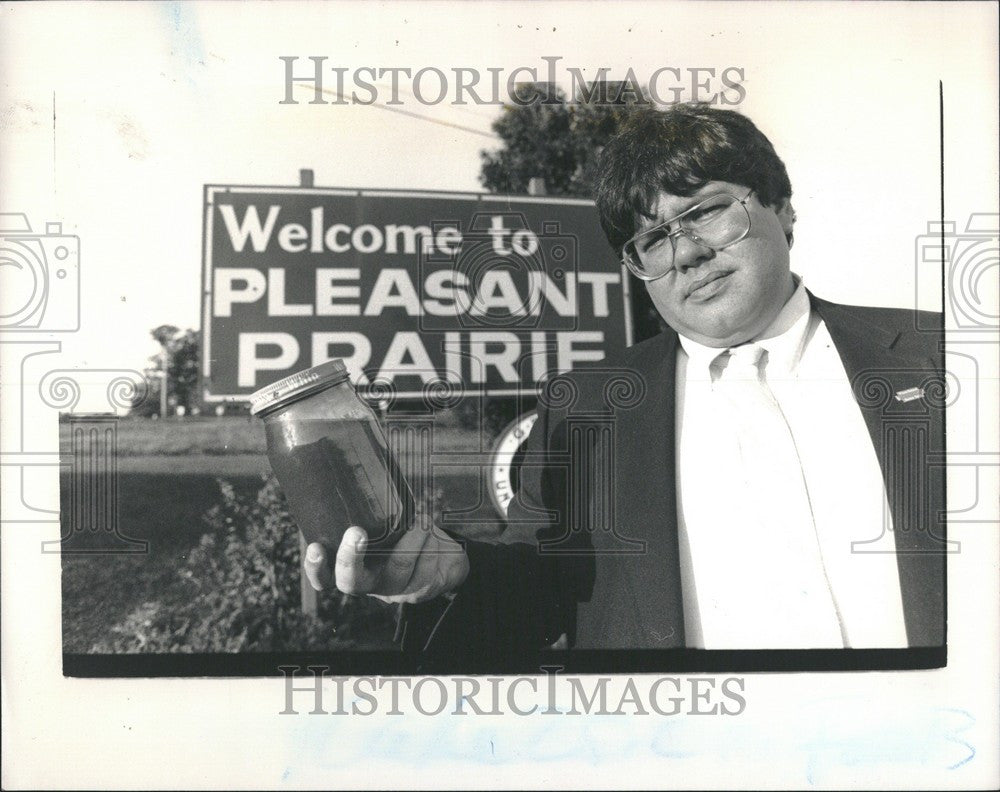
[812,295,946,647]
[605,330,686,647]
[811,295,906,469]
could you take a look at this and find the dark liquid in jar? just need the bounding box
[265,418,414,552]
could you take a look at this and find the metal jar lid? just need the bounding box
[248,359,350,416]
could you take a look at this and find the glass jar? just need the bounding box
[250,360,413,553]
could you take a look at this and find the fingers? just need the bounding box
[334,526,378,595]
[440,535,471,591]
[321,520,469,602]
[411,528,460,599]
[303,542,333,591]
[372,520,433,594]
[373,528,470,604]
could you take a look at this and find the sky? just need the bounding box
[2,0,996,391]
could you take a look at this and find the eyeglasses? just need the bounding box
[621,189,754,281]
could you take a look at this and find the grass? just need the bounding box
[60,473,263,652]
[60,416,504,654]
[60,415,496,457]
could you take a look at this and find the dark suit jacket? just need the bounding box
[404,294,946,665]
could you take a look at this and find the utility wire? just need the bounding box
[296,82,500,140]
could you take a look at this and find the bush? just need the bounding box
[90,476,398,653]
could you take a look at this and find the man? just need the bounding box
[303,104,946,666]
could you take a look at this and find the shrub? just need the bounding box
[91,476,398,653]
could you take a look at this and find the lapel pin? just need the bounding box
[894,387,925,403]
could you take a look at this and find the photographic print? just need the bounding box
[2,1,997,789]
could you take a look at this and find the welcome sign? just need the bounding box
[200,186,633,400]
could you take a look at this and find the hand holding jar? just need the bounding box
[302,516,469,604]
[250,360,469,604]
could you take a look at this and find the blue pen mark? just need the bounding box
[162,1,206,85]
[940,709,976,770]
[277,701,978,783]
[798,703,977,784]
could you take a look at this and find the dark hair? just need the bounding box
[595,104,793,253]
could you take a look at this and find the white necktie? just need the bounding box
[706,343,845,648]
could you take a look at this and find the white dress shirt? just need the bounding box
[675,279,909,649]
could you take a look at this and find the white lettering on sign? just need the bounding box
[383,223,434,255]
[422,270,471,316]
[232,330,607,390]
[217,205,459,256]
[352,225,383,254]
[311,332,371,383]
[204,193,630,400]
[468,332,521,383]
[212,268,618,320]
[557,331,604,372]
[469,271,528,318]
[434,226,463,255]
[363,269,422,316]
[277,222,308,252]
[238,332,300,387]
[526,272,575,316]
[577,272,619,317]
[218,205,281,253]
[377,332,438,383]
[324,223,351,252]
[316,268,361,316]
[267,268,312,316]
[214,269,266,317]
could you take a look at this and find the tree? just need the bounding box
[479,84,577,196]
[479,82,665,342]
[480,81,653,197]
[131,325,201,416]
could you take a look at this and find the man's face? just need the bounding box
[640,181,796,348]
